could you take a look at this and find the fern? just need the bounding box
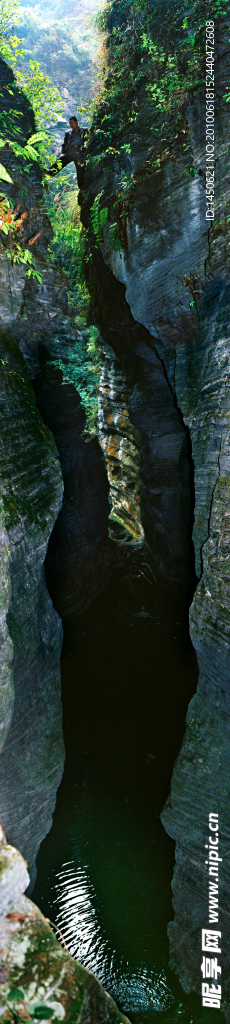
[90,191,108,245]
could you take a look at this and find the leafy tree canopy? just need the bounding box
[0,0,64,136]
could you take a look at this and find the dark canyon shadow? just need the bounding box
[33,555,201,1022]
[32,348,212,1022]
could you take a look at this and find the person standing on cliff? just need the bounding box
[45,116,85,186]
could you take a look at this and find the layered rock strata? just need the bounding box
[0,326,64,890]
[80,20,230,1010]
[0,59,110,884]
[0,493,13,753]
[33,342,112,620]
[162,282,230,1011]
[98,342,144,544]
[0,60,66,884]
[81,242,193,583]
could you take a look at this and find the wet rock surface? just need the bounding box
[0,58,107,887]
[0,53,135,1008]
[1,12,230,1016]
[0,827,131,1024]
[33,348,114,620]
[97,342,144,545]
[0,493,14,754]
[82,244,193,584]
[0,56,122,892]
[0,327,64,889]
[81,22,230,1008]
[161,282,230,1011]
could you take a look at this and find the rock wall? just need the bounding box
[97,341,144,544]
[80,16,230,1012]
[0,59,111,887]
[0,491,14,754]
[33,341,113,620]
[81,242,193,584]
[162,281,230,1010]
[0,825,131,1024]
[0,322,64,890]
[1,11,230,1014]
[0,60,66,887]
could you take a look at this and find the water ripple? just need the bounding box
[53,861,173,1015]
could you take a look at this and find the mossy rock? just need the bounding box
[0,896,131,1024]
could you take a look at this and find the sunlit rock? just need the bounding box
[98,343,144,544]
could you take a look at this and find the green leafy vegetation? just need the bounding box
[5,987,56,1022]
[91,189,108,244]
[16,61,64,136]
[87,0,230,244]
[0,186,42,282]
[0,160,12,182]
[0,0,24,67]
[7,989,25,1002]
[0,0,64,133]
[45,172,101,432]
[18,6,99,122]
[93,0,198,152]
[0,0,64,160]
[0,0,65,278]
[0,124,46,280]
[46,172,90,319]
[48,321,101,435]
[95,0,229,147]
[0,0,101,432]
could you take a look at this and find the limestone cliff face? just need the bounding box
[0,493,13,754]
[162,282,230,1007]
[81,241,192,582]
[0,60,66,887]
[0,57,112,887]
[33,344,111,621]
[81,18,230,1010]
[98,341,144,544]
[0,54,139,1021]
[0,326,64,889]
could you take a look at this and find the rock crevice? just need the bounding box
[80,21,230,1008]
